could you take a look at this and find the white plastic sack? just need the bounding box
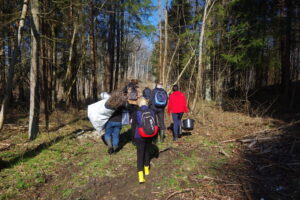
[87,99,114,135]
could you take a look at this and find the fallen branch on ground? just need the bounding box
[222,119,300,144]
[159,147,173,154]
[166,188,195,200]
[218,147,230,157]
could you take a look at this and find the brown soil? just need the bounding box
[1,103,299,200]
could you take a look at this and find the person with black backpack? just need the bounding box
[150,82,168,143]
[135,97,158,183]
[126,83,139,145]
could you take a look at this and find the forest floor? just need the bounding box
[0,101,299,200]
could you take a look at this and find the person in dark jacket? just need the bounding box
[104,90,126,154]
[142,87,152,101]
[135,97,157,183]
[150,82,168,143]
[167,85,188,141]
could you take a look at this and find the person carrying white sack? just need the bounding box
[87,90,127,153]
[87,91,126,134]
[87,92,113,135]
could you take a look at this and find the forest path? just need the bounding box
[1,98,299,199]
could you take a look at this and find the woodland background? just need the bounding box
[0,1,300,199]
[0,0,300,139]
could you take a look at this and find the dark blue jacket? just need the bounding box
[134,105,156,139]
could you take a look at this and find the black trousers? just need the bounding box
[155,109,165,130]
[135,138,151,171]
[129,104,139,142]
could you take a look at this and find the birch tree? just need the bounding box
[191,0,216,111]
[162,1,168,87]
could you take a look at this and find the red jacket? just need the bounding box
[167,91,189,114]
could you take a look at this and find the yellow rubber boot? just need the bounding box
[138,171,145,183]
[144,166,150,176]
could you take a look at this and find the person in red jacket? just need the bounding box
[167,85,188,141]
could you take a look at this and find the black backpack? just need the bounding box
[138,109,158,138]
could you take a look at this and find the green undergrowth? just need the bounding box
[0,118,238,200]
[0,121,137,200]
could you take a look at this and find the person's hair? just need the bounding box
[172,84,179,92]
[106,89,126,109]
[138,97,148,107]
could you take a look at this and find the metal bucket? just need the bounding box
[182,119,194,130]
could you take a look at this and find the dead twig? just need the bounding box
[221,139,237,143]
[166,188,195,200]
[159,147,173,154]
[239,136,281,143]
[219,147,230,157]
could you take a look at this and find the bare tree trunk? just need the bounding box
[280,0,292,107]
[90,0,98,101]
[191,0,215,111]
[146,56,150,81]
[115,1,121,89]
[205,57,212,101]
[51,25,57,110]
[107,4,116,92]
[40,0,49,130]
[0,29,5,92]
[158,0,163,81]
[120,0,125,83]
[64,23,78,105]
[0,0,29,131]
[165,39,180,87]
[172,50,195,87]
[28,0,40,140]
[162,3,168,87]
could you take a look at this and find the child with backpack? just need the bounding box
[150,82,168,143]
[126,83,140,145]
[135,97,158,183]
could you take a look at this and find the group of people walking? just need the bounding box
[97,80,189,183]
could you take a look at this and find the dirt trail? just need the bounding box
[1,91,299,200]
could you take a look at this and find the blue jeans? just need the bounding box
[104,121,122,149]
[172,113,183,138]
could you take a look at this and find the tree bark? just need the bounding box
[0,28,5,93]
[90,0,98,101]
[64,23,78,105]
[280,0,292,107]
[115,1,121,90]
[28,0,40,140]
[51,25,57,110]
[162,3,168,87]
[166,39,180,88]
[191,0,215,111]
[0,0,29,131]
[158,0,163,82]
